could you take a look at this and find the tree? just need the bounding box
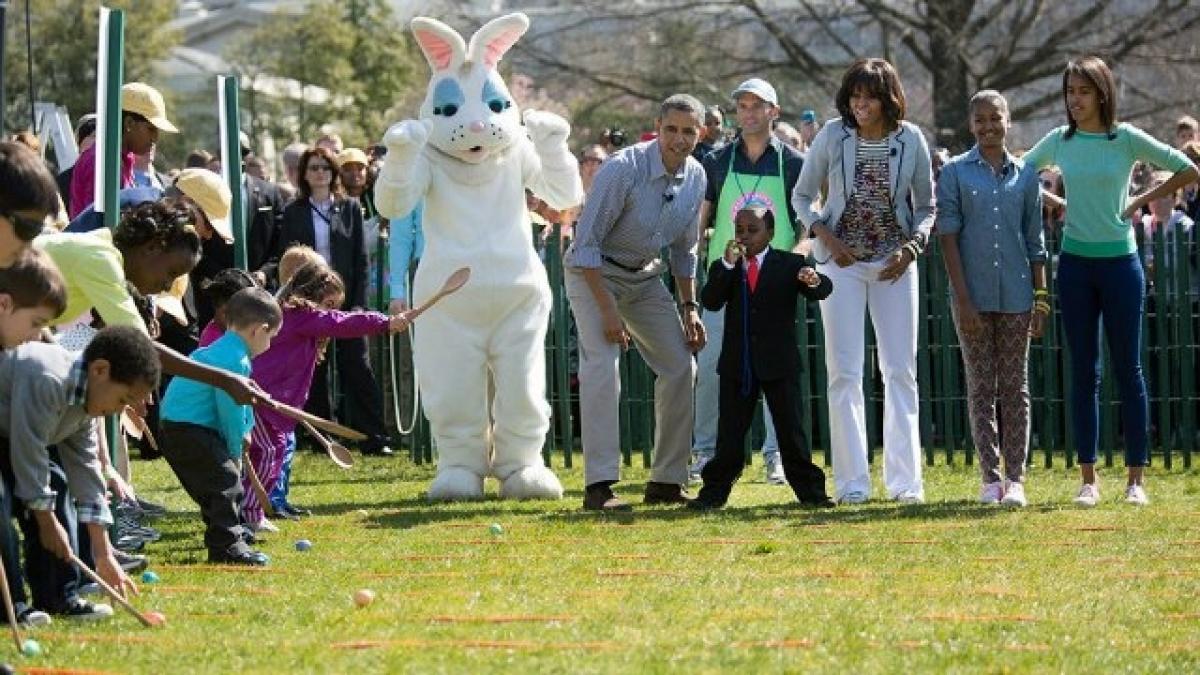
[3,0,179,136]
[460,0,1200,152]
[224,0,421,151]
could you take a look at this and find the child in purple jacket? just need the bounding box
[240,262,409,531]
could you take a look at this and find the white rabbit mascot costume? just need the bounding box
[375,13,582,500]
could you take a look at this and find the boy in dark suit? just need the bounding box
[690,206,835,510]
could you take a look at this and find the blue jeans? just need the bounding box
[0,442,81,613]
[1058,253,1149,466]
[269,432,296,510]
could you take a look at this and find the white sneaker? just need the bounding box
[763,453,786,485]
[1000,481,1027,507]
[252,517,280,533]
[688,452,713,486]
[838,490,869,505]
[1073,483,1100,507]
[1124,484,1149,506]
[64,599,113,621]
[894,490,925,504]
[979,481,1004,504]
[17,607,51,628]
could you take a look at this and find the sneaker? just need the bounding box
[689,452,713,485]
[894,490,925,504]
[763,453,786,485]
[271,505,300,522]
[251,517,279,533]
[1073,483,1100,508]
[1124,484,1149,506]
[116,515,161,543]
[136,498,168,519]
[838,490,869,505]
[16,606,51,628]
[1000,481,1027,507]
[979,481,1004,504]
[78,582,101,597]
[113,534,145,553]
[208,548,270,566]
[114,549,148,574]
[63,599,113,621]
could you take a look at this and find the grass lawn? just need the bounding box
[12,452,1200,674]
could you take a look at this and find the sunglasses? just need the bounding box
[307,164,334,173]
[581,157,603,165]
[0,207,47,240]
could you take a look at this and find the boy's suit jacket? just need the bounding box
[700,248,832,382]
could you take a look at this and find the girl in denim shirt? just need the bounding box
[937,90,1047,507]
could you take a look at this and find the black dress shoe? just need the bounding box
[582,484,631,511]
[209,548,270,566]
[798,495,837,509]
[361,444,395,457]
[643,481,694,505]
[686,498,724,512]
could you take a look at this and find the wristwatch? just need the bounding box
[678,300,700,312]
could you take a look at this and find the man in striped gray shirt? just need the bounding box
[564,94,708,511]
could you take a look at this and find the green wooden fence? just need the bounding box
[377,223,1197,470]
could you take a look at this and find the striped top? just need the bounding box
[836,138,906,262]
[565,139,706,278]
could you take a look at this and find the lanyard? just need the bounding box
[310,199,334,226]
[727,139,782,204]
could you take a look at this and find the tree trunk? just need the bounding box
[926,0,974,153]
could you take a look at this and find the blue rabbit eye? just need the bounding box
[481,77,512,115]
[432,79,465,118]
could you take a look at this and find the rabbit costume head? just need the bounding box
[411,13,528,165]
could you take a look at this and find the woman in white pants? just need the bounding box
[791,58,934,504]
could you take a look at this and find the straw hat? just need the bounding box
[121,83,179,133]
[336,147,370,167]
[174,168,232,242]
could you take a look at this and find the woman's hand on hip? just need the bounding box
[814,223,855,267]
[878,248,913,283]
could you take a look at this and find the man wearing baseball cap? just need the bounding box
[691,77,806,487]
[68,83,178,220]
[336,148,376,219]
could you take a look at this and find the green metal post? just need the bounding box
[218,76,246,270]
[96,6,124,534]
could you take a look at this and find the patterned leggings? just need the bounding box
[954,311,1032,484]
[241,417,291,525]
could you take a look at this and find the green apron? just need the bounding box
[706,142,794,265]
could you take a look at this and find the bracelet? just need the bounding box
[1034,288,1049,298]
[678,301,699,312]
[1033,300,1052,315]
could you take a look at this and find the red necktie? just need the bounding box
[746,255,759,293]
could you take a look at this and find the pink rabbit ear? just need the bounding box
[467,13,529,70]
[411,17,466,72]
